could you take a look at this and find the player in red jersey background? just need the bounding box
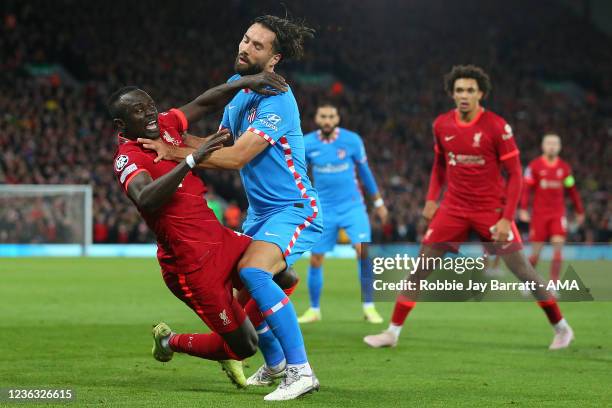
[364,65,574,350]
[519,134,585,282]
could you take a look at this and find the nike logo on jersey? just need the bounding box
[358,233,368,239]
[264,232,280,237]
[309,151,321,157]
[445,135,455,141]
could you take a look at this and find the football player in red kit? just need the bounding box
[519,134,585,282]
[364,65,574,350]
[108,71,295,388]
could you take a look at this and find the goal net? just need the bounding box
[0,185,92,255]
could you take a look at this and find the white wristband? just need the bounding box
[185,154,196,169]
[374,198,384,208]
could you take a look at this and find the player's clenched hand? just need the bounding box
[137,137,172,163]
[518,209,530,223]
[422,200,439,222]
[492,218,512,242]
[241,72,288,95]
[192,129,231,163]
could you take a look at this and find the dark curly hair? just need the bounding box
[253,15,315,61]
[443,65,492,98]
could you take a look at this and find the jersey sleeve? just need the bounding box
[113,148,153,192]
[352,134,379,195]
[158,109,189,133]
[523,162,536,186]
[493,119,519,161]
[247,95,292,145]
[219,105,230,131]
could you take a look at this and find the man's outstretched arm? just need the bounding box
[179,72,287,123]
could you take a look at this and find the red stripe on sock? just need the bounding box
[262,297,290,317]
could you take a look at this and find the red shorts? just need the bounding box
[162,228,252,334]
[423,205,523,254]
[529,214,567,242]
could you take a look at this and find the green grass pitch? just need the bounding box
[1,258,611,407]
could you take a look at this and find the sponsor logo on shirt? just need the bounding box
[115,155,129,171]
[448,152,485,166]
[313,163,350,173]
[258,113,281,131]
[540,179,562,189]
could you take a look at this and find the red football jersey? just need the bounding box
[522,156,582,216]
[432,108,520,212]
[113,109,224,274]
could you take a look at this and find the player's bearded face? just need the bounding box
[235,24,279,75]
[452,78,483,113]
[315,107,340,135]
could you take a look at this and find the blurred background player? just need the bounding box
[519,134,585,283]
[298,102,388,324]
[140,15,321,401]
[364,65,574,351]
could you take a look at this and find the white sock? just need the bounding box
[362,302,375,309]
[287,362,313,376]
[387,323,402,338]
[267,359,286,373]
[553,318,569,333]
[310,307,320,313]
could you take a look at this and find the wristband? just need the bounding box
[185,154,196,169]
[374,198,384,208]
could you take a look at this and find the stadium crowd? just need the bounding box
[1,0,610,244]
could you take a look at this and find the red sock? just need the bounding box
[551,249,562,282]
[529,254,539,267]
[537,299,563,325]
[245,279,300,328]
[391,295,416,326]
[169,333,239,360]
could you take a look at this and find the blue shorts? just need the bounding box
[311,206,371,254]
[243,205,324,267]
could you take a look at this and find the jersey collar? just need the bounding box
[317,127,339,144]
[117,132,138,145]
[454,107,484,128]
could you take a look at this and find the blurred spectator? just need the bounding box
[0,0,609,243]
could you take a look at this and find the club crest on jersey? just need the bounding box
[162,130,180,146]
[115,155,129,171]
[473,132,483,147]
[337,148,347,160]
[219,309,231,326]
[248,107,257,123]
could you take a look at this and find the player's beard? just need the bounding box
[234,56,264,76]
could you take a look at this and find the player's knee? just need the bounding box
[310,254,324,268]
[235,337,258,359]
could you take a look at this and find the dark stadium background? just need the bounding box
[1,0,610,245]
